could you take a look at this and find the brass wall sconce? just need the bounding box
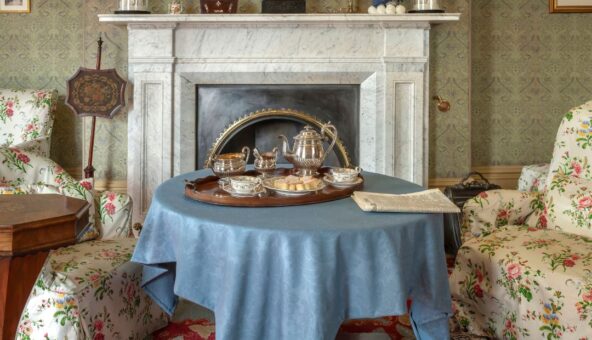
[433,96,451,112]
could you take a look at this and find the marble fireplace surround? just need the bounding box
[99,14,460,223]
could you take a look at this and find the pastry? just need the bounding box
[272,176,321,191]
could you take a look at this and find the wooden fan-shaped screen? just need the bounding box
[65,68,126,118]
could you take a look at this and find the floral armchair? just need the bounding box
[449,100,592,339]
[0,89,168,338]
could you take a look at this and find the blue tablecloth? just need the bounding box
[132,169,452,340]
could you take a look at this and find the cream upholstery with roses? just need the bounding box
[17,239,168,339]
[518,163,550,192]
[450,100,592,339]
[0,88,168,338]
[9,156,169,338]
[0,89,57,158]
[0,146,130,241]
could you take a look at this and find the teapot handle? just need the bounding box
[242,146,251,163]
[271,146,279,158]
[321,123,338,163]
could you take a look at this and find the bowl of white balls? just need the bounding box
[368,1,406,14]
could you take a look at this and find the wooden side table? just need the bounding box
[0,194,90,340]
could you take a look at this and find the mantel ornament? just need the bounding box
[116,0,150,14]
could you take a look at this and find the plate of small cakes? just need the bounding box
[262,175,326,196]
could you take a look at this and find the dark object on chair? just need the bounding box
[65,36,127,179]
[443,172,501,255]
[262,0,306,13]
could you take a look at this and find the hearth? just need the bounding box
[196,84,360,168]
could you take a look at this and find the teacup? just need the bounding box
[229,176,262,194]
[330,167,361,183]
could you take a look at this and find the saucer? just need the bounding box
[323,174,363,188]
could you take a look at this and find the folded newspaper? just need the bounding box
[351,189,461,213]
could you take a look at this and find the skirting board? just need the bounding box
[67,165,524,193]
[65,168,128,193]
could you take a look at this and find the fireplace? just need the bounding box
[99,13,461,223]
[196,84,360,168]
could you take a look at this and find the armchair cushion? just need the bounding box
[544,174,592,238]
[461,189,544,243]
[17,238,168,339]
[0,89,57,157]
[450,227,592,338]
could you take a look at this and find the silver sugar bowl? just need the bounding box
[206,146,250,178]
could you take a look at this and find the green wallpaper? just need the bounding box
[472,0,592,166]
[81,1,129,180]
[4,0,588,180]
[429,0,471,178]
[0,0,83,172]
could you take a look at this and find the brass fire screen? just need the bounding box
[205,108,352,168]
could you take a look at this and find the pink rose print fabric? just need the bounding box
[450,101,592,338]
[0,89,57,158]
[16,239,168,339]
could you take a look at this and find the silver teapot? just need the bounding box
[278,123,337,176]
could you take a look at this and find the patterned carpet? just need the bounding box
[153,316,417,340]
[152,256,472,340]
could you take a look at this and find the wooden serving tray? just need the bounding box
[185,168,363,207]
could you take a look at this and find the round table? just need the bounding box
[132,169,452,340]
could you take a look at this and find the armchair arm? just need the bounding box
[461,189,544,243]
[0,147,100,241]
[11,137,52,159]
[96,190,134,239]
[0,147,134,241]
[0,146,77,187]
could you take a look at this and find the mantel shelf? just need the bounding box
[99,13,460,26]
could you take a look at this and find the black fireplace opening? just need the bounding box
[196,84,360,168]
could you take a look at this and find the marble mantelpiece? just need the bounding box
[99,13,460,223]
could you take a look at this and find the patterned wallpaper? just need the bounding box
[81,1,129,180]
[13,1,584,181]
[0,0,83,172]
[0,0,470,180]
[472,0,592,166]
[429,0,471,178]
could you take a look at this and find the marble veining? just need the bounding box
[99,14,460,223]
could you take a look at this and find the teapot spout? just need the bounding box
[278,135,293,160]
